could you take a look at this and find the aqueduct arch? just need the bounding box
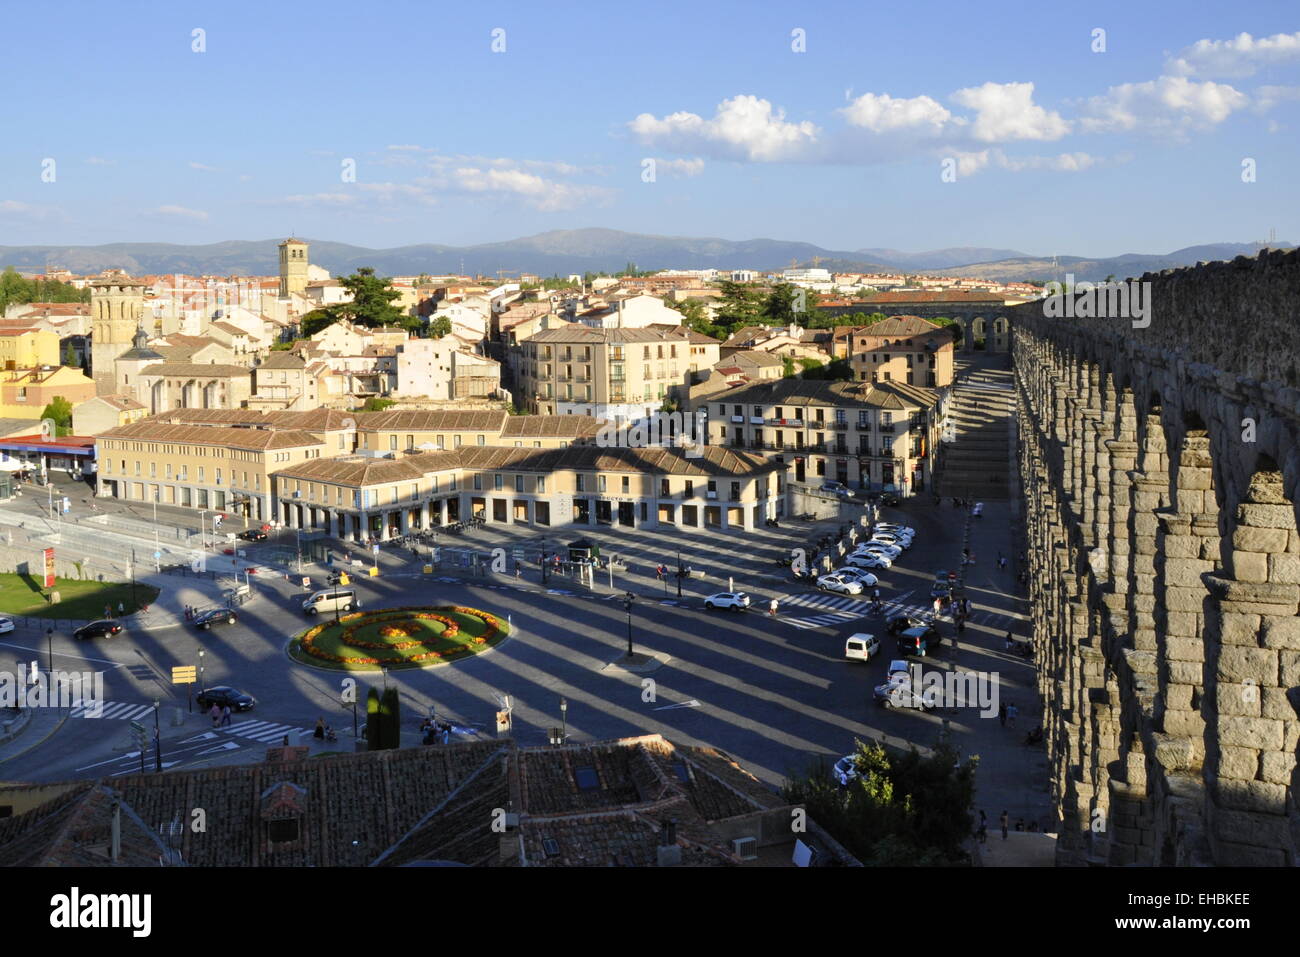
[1012,249,1300,865]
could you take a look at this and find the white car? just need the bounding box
[816,575,863,595]
[856,543,902,561]
[0,617,13,634]
[704,592,751,611]
[869,534,910,551]
[835,568,879,587]
[875,523,915,537]
[845,553,892,570]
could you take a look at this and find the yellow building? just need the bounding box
[0,328,59,369]
[0,366,97,419]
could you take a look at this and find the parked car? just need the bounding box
[820,481,853,498]
[704,592,751,611]
[834,568,879,587]
[817,575,863,595]
[845,553,892,570]
[931,579,956,599]
[870,533,911,550]
[874,523,915,536]
[237,529,268,542]
[194,608,237,630]
[856,543,902,560]
[303,589,356,615]
[844,633,880,661]
[886,614,927,636]
[195,686,255,712]
[0,616,13,635]
[873,680,934,711]
[897,625,942,657]
[73,620,123,641]
[972,502,984,517]
[832,754,860,783]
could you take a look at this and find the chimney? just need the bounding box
[656,818,681,866]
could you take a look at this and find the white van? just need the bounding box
[844,633,880,662]
[302,589,356,615]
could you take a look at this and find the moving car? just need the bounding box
[303,588,356,615]
[817,575,863,595]
[195,686,256,712]
[845,553,892,570]
[819,481,853,498]
[237,529,268,542]
[972,502,984,517]
[73,620,123,640]
[844,633,880,661]
[887,658,912,684]
[885,614,927,636]
[897,625,942,657]
[704,592,751,611]
[194,608,237,629]
[0,617,13,635]
[834,568,879,587]
[873,680,934,711]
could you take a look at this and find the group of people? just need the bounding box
[975,810,1040,843]
[313,717,337,742]
[421,717,453,745]
[208,703,232,727]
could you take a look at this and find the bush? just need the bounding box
[365,687,381,751]
[380,686,401,750]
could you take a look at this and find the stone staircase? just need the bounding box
[935,355,1014,500]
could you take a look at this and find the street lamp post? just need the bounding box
[198,649,204,691]
[46,627,53,677]
[560,697,567,744]
[198,508,209,567]
[152,700,162,772]
[623,591,636,659]
[541,536,548,584]
[676,550,683,599]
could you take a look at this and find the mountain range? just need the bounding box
[0,230,1290,284]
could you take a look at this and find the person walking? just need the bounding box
[998,701,1007,727]
[208,703,221,729]
[314,717,325,740]
[1000,810,1009,840]
[1008,702,1019,728]
[768,597,779,617]
[977,810,988,844]
[220,704,232,727]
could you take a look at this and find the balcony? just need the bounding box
[831,421,849,430]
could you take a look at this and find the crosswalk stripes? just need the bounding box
[219,720,315,744]
[68,701,156,720]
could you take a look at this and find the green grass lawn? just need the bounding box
[288,606,509,672]
[0,572,159,620]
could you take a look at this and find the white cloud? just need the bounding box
[278,193,357,206]
[950,82,1069,141]
[450,167,614,211]
[156,204,208,221]
[998,151,1099,172]
[1080,75,1248,134]
[840,92,952,133]
[85,156,112,166]
[629,95,820,162]
[1254,84,1300,112]
[1168,31,1300,79]
[188,162,217,172]
[386,144,424,151]
[949,150,991,177]
[357,182,439,205]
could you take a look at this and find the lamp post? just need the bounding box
[198,508,209,566]
[152,700,162,772]
[349,692,358,740]
[541,535,548,584]
[198,649,205,691]
[676,550,683,599]
[623,591,636,659]
[560,697,568,744]
[152,492,160,572]
[46,627,53,677]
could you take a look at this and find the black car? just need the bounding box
[73,620,123,640]
[885,614,927,636]
[196,686,255,711]
[897,625,942,657]
[194,608,237,629]
[237,529,268,542]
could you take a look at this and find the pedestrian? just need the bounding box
[769,597,779,617]
[314,717,325,739]
[1008,703,1019,728]
[104,604,112,620]
[999,555,1007,570]
[998,701,1007,726]
[117,601,124,616]
[220,704,232,727]
[1000,810,1009,840]
[209,703,221,728]
[515,565,522,580]
[873,587,881,602]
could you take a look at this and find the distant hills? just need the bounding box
[0,230,1290,284]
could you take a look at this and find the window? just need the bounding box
[514,475,525,493]
[473,475,483,490]
[597,475,607,492]
[454,435,462,448]
[215,469,222,485]
[389,435,397,451]
[685,480,693,497]
[431,477,439,493]
[621,476,630,493]
[537,476,546,493]
[198,467,204,482]
[576,475,586,492]
[660,478,670,496]
[437,435,445,450]
[730,481,740,500]
[134,461,141,476]
[494,474,504,491]
[477,435,485,446]
[149,462,156,478]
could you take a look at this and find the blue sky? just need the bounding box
[2,0,1298,257]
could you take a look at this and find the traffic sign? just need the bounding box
[372,543,380,555]
[302,577,311,588]
[172,665,197,684]
[130,720,145,735]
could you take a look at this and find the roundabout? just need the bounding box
[288,605,509,672]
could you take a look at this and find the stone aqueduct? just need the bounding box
[1009,249,1300,865]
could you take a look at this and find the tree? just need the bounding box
[429,316,452,338]
[299,308,336,338]
[781,739,977,865]
[325,267,405,328]
[0,266,89,315]
[41,396,73,436]
[62,343,80,368]
[929,316,962,345]
[360,397,396,413]
[781,355,798,378]
[380,687,401,750]
[713,280,766,329]
[365,687,382,751]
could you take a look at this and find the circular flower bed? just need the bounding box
[291,605,507,671]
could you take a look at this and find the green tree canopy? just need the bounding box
[41,396,74,435]
[429,316,452,338]
[0,266,90,315]
[311,267,406,329]
[782,739,978,866]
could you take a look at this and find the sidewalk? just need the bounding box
[0,706,69,770]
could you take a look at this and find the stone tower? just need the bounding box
[279,238,309,298]
[90,275,147,395]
